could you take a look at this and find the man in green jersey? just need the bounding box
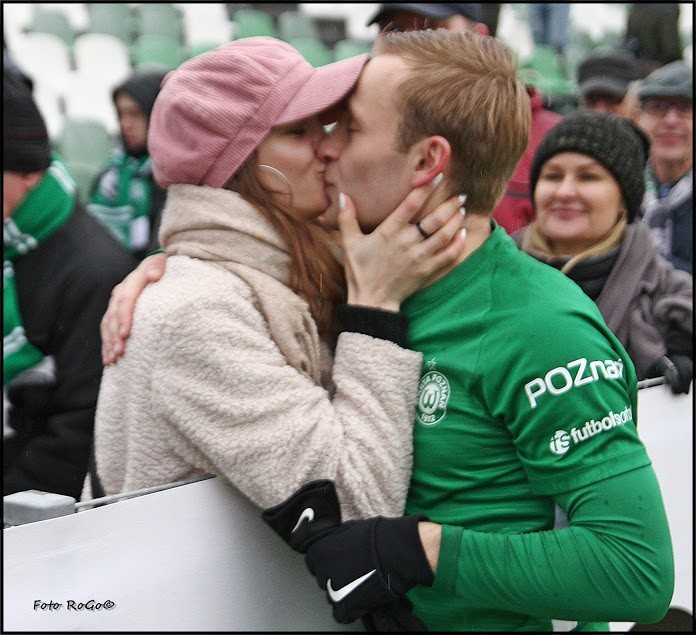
[264,29,674,631]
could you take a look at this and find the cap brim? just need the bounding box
[367,3,456,26]
[276,53,370,126]
[637,86,693,100]
[578,77,628,99]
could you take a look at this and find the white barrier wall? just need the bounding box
[3,474,362,632]
[3,385,692,632]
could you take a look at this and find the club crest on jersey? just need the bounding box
[417,359,450,426]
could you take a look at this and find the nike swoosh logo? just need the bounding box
[327,569,376,603]
[291,507,314,534]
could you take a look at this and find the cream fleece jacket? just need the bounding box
[91,185,422,519]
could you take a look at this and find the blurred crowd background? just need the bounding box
[3,3,692,202]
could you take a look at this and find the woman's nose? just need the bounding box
[553,175,579,199]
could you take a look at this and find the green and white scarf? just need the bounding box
[3,153,76,385]
[88,149,153,252]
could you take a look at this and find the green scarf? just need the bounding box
[88,149,153,252]
[3,153,76,385]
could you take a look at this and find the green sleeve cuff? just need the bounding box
[432,523,464,596]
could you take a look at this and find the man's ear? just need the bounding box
[410,135,451,188]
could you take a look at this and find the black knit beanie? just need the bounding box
[3,70,51,173]
[530,111,647,223]
[112,67,169,119]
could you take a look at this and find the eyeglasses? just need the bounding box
[641,99,693,118]
[582,93,623,108]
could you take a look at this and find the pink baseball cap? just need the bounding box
[148,37,370,189]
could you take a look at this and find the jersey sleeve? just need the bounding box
[485,303,649,495]
[428,465,674,624]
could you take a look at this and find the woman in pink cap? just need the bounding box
[87,37,466,522]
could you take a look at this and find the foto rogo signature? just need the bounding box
[33,599,115,611]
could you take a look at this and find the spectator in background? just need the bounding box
[636,60,692,275]
[366,2,562,234]
[3,71,136,499]
[514,111,692,394]
[528,3,570,58]
[367,3,489,35]
[625,3,682,78]
[480,3,501,38]
[576,51,641,121]
[88,67,168,260]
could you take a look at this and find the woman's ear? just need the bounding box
[410,135,451,188]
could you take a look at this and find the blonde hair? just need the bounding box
[227,153,345,338]
[374,30,531,213]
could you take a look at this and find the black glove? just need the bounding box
[304,513,434,625]
[361,597,428,631]
[262,480,432,630]
[262,479,341,552]
[647,355,693,394]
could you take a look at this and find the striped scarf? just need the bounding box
[88,149,153,252]
[640,164,692,261]
[3,153,76,385]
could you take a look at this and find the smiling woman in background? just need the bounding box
[514,111,693,394]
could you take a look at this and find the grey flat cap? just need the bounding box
[637,60,693,100]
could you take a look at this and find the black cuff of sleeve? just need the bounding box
[337,305,410,348]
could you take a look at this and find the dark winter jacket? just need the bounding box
[4,202,136,499]
[669,193,693,275]
[625,3,682,76]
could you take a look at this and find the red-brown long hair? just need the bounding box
[226,153,346,339]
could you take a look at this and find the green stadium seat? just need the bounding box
[520,45,567,79]
[58,118,117,166]
[27,8,76,48]
[519,45,576,97]
[518,68,576,98]
[87,3,137,45]
[277,10,319,42]
[233,9,277,39]
[333,38,372,60]
[137,4,184,44]
[132,34,184,70]
[289,37,334,67]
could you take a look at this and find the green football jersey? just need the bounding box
[402,223,650,631]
